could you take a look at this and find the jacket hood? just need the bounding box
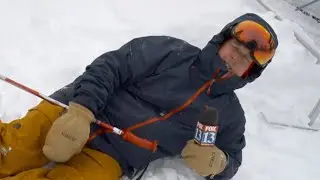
[197,13,278,96]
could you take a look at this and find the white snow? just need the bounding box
[263,0,320,48]
[0,0,320,180]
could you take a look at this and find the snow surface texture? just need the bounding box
[264,0,320,48]
[0,0,320,179]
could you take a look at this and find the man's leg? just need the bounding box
[3,148,122,180]
[0,101,65,178]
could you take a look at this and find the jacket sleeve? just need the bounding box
[72,36,198,115]
[207,102,246,180]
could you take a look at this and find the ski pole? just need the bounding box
[0,73,158,152]
[0,74,68,109]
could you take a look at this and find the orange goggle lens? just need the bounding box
[232,20,276,66]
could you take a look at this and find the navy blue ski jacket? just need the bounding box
[50,13,278,180]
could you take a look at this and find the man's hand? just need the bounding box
[43,102,95,162]
[181,140,227,177]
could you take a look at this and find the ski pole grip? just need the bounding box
[121,131,158,152]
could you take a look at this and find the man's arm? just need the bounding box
[44,36,199,162]
[208,123,245,180]
[207,98,246,180]
[72,36,198,115]
[181,96,246,180]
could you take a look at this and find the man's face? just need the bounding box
[218,38,254,77]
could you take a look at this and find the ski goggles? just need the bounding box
[231,20,276,67]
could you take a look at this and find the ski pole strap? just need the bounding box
[88,70,233,152]
[124,70,232,132]
[0,71,232,153]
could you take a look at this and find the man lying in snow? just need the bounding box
[0,13,278,180]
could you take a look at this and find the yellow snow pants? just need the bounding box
[0,101,122,180]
